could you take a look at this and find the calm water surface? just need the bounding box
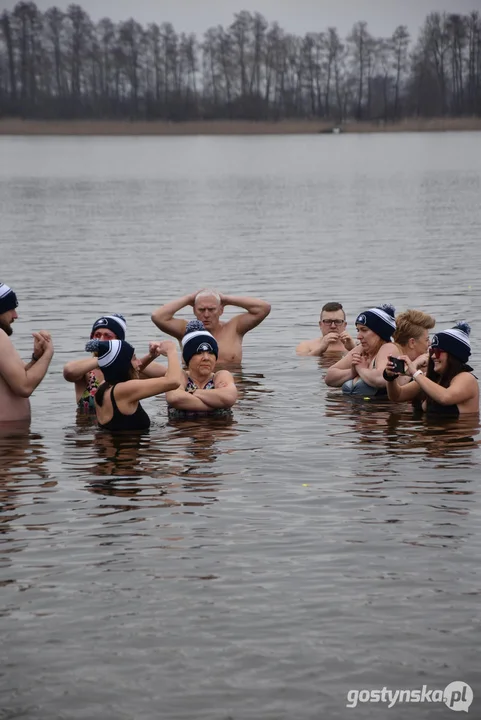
[1,133,481,719]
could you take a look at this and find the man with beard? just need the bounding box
[0,283,54,423]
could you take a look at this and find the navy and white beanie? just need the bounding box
[355,304,396,342]
[431,321,472,364]
[182,320,219,366]
[0,283,18,314]
[85,339,135,385]
[90,314,127,340]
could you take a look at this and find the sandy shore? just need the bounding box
[0,117,480,136]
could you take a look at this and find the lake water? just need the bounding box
[1,133,481,719]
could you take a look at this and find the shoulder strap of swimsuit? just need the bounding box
[109,385,119,414]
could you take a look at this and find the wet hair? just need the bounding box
[321,302,345,318]
[393,309,436,346]
[194,289,221,307]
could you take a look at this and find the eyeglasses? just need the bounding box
[321,319,345,327]
[429,347,444,359]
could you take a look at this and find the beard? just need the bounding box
[0,318,13,336]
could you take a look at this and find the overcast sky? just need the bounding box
[1,0,480,37]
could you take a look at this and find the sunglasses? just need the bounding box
[429,347,444,359]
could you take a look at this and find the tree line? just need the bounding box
[1,3,480,123]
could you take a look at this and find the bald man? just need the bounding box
[152,288,271,364]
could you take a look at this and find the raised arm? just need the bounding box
[399,355,478,407]
[193,370,238,409]
[137,342,167,379]
[115,342,182,403]
[63,356,98,383]
[324,349,357,387]
[151,292,196,340]
[0,332,54,398]
[221,294,271,336]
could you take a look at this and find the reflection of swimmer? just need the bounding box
[166,321,237,419]
[168,413,236,466]
[0,424,50,534]
[325,395,480,464]
[325,304,398,397]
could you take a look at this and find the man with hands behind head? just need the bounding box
[151,288,271,365]
[0,282,54,423]
[297,302,355,357]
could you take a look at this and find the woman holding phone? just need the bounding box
[385,322,479,417]
[389,309,436,382]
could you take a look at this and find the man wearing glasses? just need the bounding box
[296,302,355,357]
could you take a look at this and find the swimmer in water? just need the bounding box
[166,320,238,418]
[325,304,398,397]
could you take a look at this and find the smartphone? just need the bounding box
[388,356,405,374]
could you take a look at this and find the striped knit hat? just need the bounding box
[90,314,127,340]
[0,283,18,314]
[431,321,472,364]
[182,320,219,366]
[356,304,396,342]
[85,339,135,384]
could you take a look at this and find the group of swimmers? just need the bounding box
[0,281,478,433]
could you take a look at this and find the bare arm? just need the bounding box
[355,344,398,389]
[151,292,196,340]
[165,387,212,411]
[115,343,182,404]
[221,294,271,336]
[324,349,357,387]
[296,339,320,356]
[413,372,478,406]
[386,376,421,402]
[399,355,478,407]
[140,361,167,379]
[193,370,238,409]
[0,332,54,398]
[63,356,98,383]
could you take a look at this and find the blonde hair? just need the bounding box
[393,309,435,346]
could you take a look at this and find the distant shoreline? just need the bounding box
[0,117,480,136]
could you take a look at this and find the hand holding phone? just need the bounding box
[388,356,406,374]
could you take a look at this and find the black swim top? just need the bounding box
[424,397,460,419]
[98,385,150,432]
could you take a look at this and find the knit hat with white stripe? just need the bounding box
[431,321,472,364]
[0,283,18,314]
[85,339,135,384]
[90,314,127,340]
[182,320,219,366]
[355,304,396,342]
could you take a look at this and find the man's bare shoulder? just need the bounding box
[215,318,239,336]
[0,330,22,375]
[0,329,14,355]
[296,338,321,356]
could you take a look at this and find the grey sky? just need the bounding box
[1,0,480,38]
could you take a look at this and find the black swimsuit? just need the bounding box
[98,385,150,432]
[425,397,460,419]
